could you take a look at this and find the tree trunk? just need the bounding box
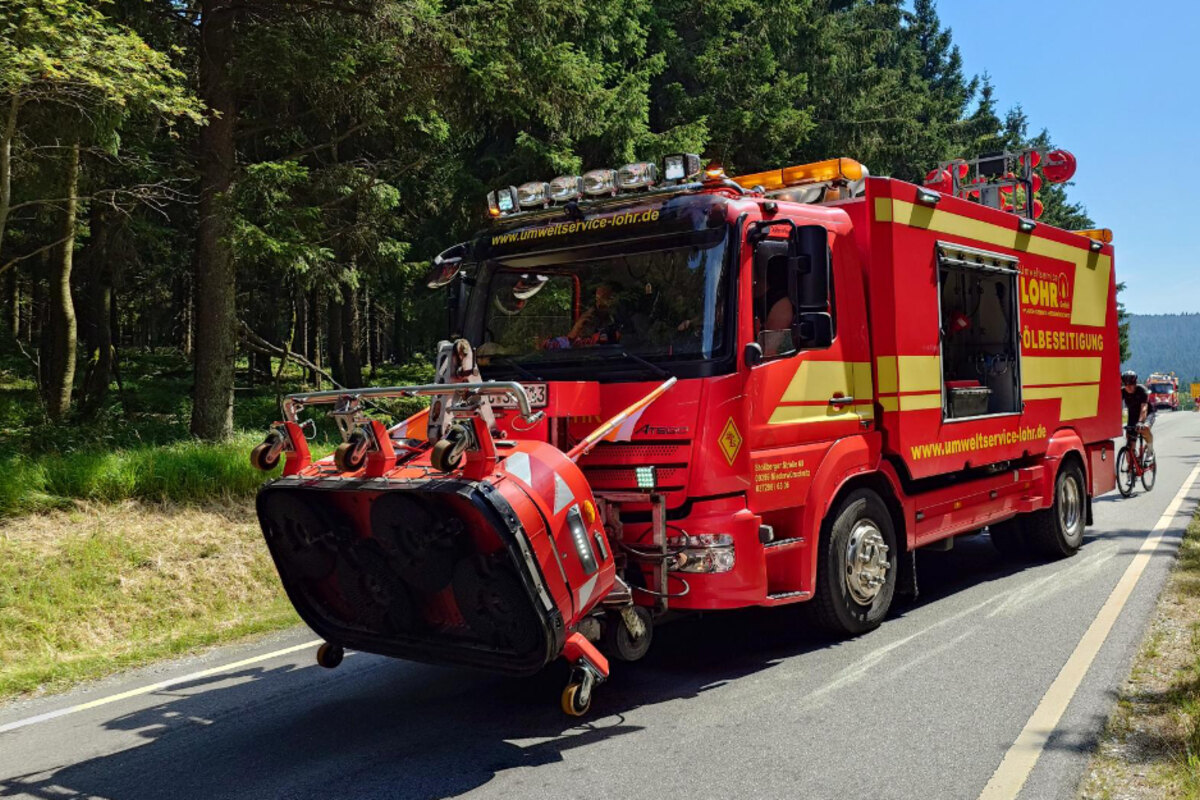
[38,142,79,421]
[341,286,362,388]
[308,288,322,388]
[4,267,17,348]
[292,283,307,360]
[0,95,18,259]
[80,208,115,416]
[190,0,237,440]
[327,294,344,386]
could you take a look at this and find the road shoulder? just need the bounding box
[1080,510,1200,798]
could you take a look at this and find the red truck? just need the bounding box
[253,149,1120,714]
[1147,372,1179,411]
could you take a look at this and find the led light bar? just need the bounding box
[635,465,656,490]
[731,157,867,192]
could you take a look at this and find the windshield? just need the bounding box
[1149,383,1173,394]
[463,197,734,380]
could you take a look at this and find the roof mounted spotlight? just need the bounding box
[516,181,551,209]
[915,188,941,205]
[1018,218,1037,233]
[663,153,702,183]
[1089,239,1103,252]
[617,161,657,190]
[487,186,519,217]
[549,175,583,202]
[581,168,618,197]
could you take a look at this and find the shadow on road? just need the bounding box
[0,514,1191,799]
[0,604,842,800]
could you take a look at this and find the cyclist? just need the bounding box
[1121,370,1155,453]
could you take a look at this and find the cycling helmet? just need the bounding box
[1121,370,1138,385]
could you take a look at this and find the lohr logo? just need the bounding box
[1019,269,1071,311]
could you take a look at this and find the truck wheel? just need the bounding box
[811,489,897,636]
[1026,461,1086,559]
[602,606,653,662]
[989,519,1027,559]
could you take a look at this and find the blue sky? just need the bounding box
[933,0,1200,315]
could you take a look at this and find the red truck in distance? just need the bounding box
[1147,372,1180,411]
[251,148,1120,715]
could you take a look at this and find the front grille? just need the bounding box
[580,441,691,466]
[582,466,688,491]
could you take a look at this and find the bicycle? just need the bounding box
[1116,423,1156,497]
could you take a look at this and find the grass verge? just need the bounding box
[0,500,299,701]
[1080,510,1200,799]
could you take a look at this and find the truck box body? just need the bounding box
[847,178,1121,481]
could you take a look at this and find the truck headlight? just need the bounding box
[667,533,735,574]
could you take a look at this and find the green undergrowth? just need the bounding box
[0,434,338,517]
[0,349,430,517]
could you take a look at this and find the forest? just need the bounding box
[1,0,1097,452]
[1122,313,1200,388]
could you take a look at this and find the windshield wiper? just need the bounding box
[486,355,543,381]
[614,350,670,378]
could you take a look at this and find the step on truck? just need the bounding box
[253,149,1121,715]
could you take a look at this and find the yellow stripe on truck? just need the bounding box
[778,360,871,403]
[897,355,942,394]
[883,198,1112,328]
[899,392,942,412]
[768,403,873,426]
[770,360,874,425]
[1023,384,1100,420]
[1021,356,1102,387]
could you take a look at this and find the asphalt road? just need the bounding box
[3,412,1200,800]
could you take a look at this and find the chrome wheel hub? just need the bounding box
[845,521,890,606]
[1059,475,1083,542]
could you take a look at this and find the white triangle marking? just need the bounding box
[504,452,532,485]
[577,574,598,607]
[553,472,574,514]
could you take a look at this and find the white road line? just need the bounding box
[978,460,1200,800]
[0,639,323,736]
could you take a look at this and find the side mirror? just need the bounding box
[792,312,833,350]
[744,342,764,367]
[791,226,829,312]
[425,242,468,288]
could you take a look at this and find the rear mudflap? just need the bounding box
[256,477,565,676]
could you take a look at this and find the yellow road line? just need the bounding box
[978,460,1200,799]
[0,638,324,736]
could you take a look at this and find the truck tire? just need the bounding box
[1026,460,1086,559]
[810,488,898,636]
[988,519,1027,559]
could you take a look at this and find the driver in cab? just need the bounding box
[754,260,794,356]
[565,281,623,345]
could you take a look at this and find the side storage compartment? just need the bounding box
[1088,440,1116,497]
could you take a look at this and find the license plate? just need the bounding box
[487,383,547,409]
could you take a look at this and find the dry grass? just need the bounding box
[0,500,298,700]
[1080,511,1200,799]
